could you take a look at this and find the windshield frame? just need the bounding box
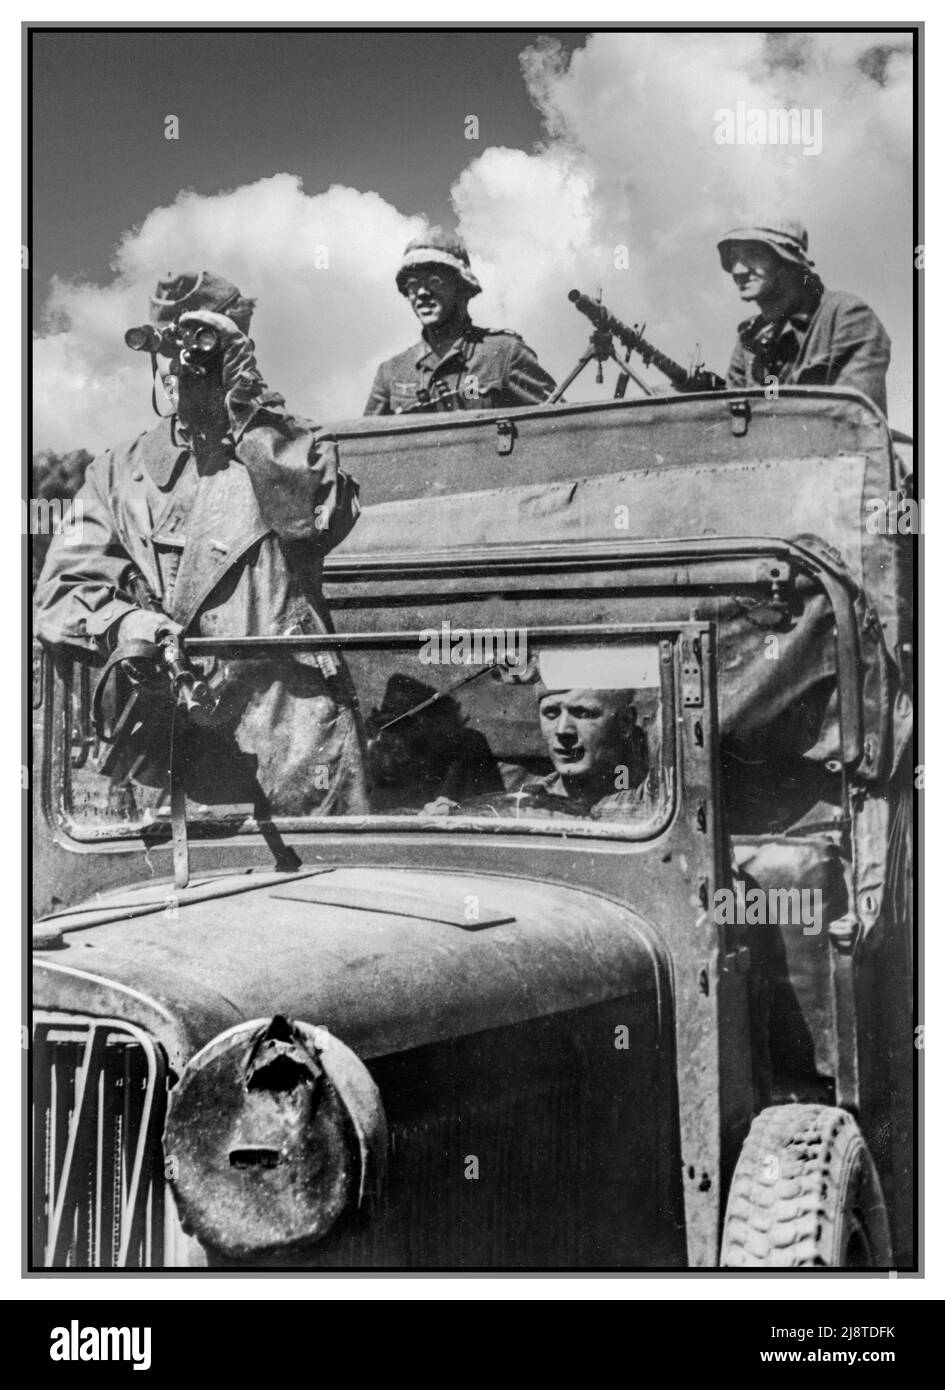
[47,622,682,847]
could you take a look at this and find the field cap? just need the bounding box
[149,270,253,331]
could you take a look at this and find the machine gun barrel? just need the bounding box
[568,290,724,392]
[119,567,217,717]
[161,634,215,716]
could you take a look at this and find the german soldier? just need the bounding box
[718,218,891,415]
[35,270,368,818]
[364,227,556,415]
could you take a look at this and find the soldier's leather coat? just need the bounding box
[35,397,368,816]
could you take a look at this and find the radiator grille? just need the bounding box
[32,1014,167,1268]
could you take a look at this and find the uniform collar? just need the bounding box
[533,770,594,806]
[139,416,190,489]
[739,279,824,345]
[415,314,476,367]
[139,388,286,488]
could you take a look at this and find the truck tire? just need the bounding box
[720,1104,892,1268]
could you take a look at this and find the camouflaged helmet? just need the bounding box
[717,218,815,272]
[149,270,255,332]
[395,227,482,297]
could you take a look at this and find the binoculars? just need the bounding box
[124,321,221,369]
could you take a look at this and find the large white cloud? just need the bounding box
[34,174,425,451]
[458,31,914,425]
[33,31,914,453]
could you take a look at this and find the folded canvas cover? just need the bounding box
[326,388,911,783]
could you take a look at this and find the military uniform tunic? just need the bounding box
[726,285,891,416]
[364,321,556,415]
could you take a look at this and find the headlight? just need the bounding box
[164,1015,386,1262]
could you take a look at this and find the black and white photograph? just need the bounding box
[25,20,920,1285]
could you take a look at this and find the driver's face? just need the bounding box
[538,689,629,785]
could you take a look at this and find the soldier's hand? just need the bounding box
[178,310,260,397]
[111,608,183,649]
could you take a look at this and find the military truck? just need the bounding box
[30,383,915,1269]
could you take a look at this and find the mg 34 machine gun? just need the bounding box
[554,288,726,402]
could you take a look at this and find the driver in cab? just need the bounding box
[532,686,648,814]
[426,681,650,820]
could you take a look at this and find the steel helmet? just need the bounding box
[395,227,482,297]
[717,218,815,272]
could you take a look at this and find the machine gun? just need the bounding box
[123,569,215,716]
[152,630,216,718]
[552,289,725,402]
[89,572,240,889]
[91,571,217,758]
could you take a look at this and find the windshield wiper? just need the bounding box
[376,658,501,733]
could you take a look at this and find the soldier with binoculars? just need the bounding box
[35,270,368,819]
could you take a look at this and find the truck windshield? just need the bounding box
[59,634,674,842]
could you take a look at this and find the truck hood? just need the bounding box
[33,865,667,1070]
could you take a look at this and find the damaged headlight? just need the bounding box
[164,1015,386,1262]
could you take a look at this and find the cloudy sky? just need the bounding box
[31,27,915,447]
